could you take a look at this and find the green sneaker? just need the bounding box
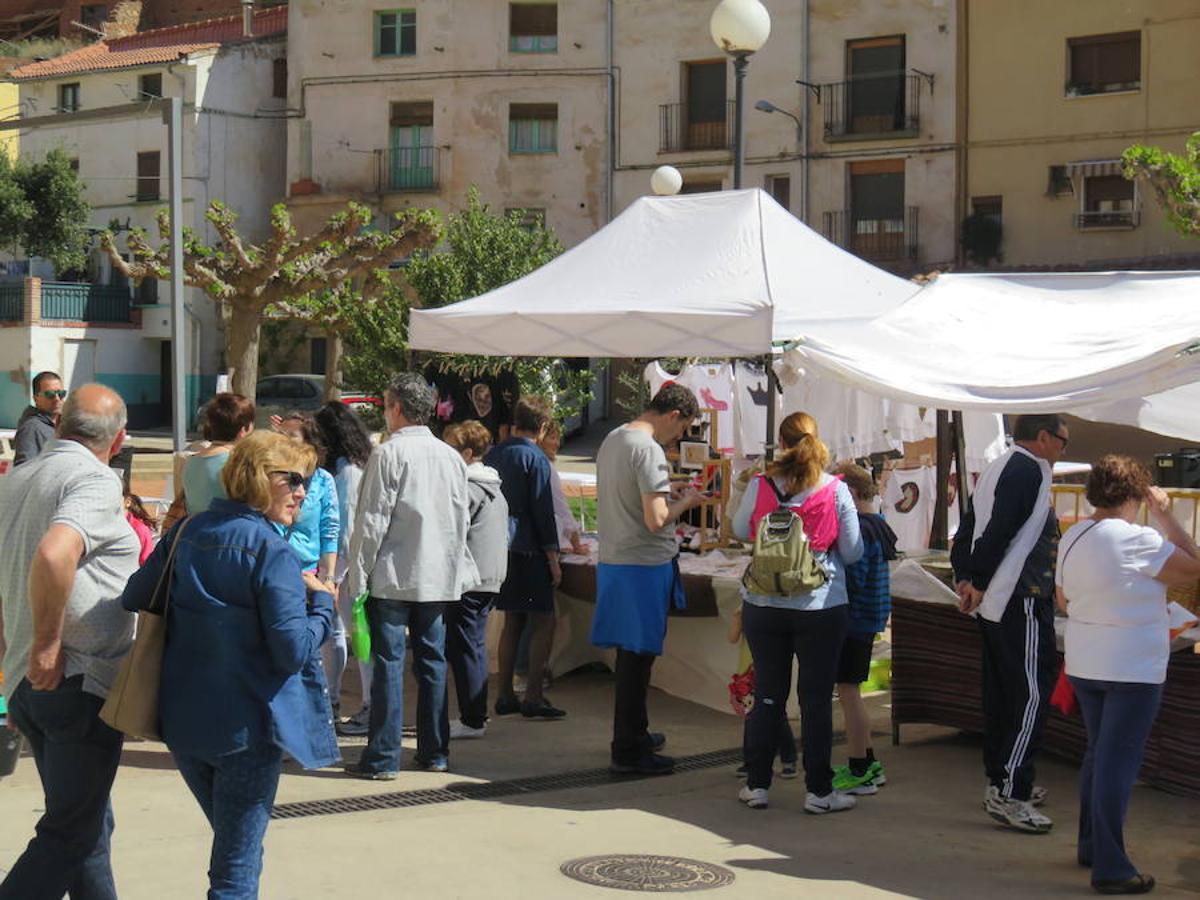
[832,765,878,795]
[868,760,887,786]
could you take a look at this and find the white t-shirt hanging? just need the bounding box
[962,412,1007,475]
[1058,518,1175,684]
[676,363,736,454]
[643,361,678,398]
[881,466,937,552]
[733,360,770,457]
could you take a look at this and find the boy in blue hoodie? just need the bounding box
[831,462,898,795]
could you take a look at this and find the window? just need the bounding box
[510,3,557,53]
[272,59,287,99]
[971,195,1002,227]
[849,159,907,260]
[509,103,557,153]
[1078,174,1136,228]
[1068,31,1140,95]
[680,180,723,194]
[506,207,546,231]
[766,174,791,210]
[68,158,79,173]
[685,60,727,150]
[844,36,910,136]
[138,73,162,99]
[375,10,416,57]
[136,151,160,202]
[1047,165,1073,197]
[310,338,327,376]
[388,101,435,190]
[137,276,158,306]
[58,83,81,113]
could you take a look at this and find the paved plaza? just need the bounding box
[3,669,1198,899]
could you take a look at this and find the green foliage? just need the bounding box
[1123,133,1200,238]
[0,149,91,274]
[340,278,414,398]
[960,212,1003,266]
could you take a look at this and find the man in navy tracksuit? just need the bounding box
[952,414,1068,834]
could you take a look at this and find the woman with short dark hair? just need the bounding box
[1057,455,1200,895]
[182,393,255,514]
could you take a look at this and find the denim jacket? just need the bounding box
[120,499,339,769]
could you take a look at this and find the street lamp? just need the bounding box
[709,0,771,189]
[650,165,683,196]
[754,98,801,140]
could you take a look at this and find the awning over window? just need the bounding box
[1064,158,1123,178]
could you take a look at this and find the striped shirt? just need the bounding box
[844,513,897,636]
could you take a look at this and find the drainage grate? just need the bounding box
[271,747,742,820]
[561,855,736,893]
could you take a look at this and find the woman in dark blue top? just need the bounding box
[121,431,337,899]
[483,396,565,720]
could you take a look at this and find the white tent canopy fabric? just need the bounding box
[409,189,919,358]
[788,272,1200,415]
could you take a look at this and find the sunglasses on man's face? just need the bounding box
[39,390,67,400]
[270,470,311,491]
[1047,431,1069,450]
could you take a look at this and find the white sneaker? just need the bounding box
[738,786,769,810]
[449,721,486,740]
[1030,785,1047,807]
[804,791,856,814]
[985,783,1048,810]
[986,795,1053,834]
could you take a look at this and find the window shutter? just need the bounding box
[390,101,434,127]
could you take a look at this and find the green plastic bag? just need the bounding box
[350,592,371,663]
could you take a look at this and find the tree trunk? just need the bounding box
[324,330,343,401]
[227,301,262,399]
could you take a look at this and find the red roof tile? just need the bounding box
[8,5,286,80]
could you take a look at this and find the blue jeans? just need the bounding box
[361,599,450,772]
[446,592,496,729]
[1070,677,1163,884]
[0,675,122,900]
[172,742,284,900]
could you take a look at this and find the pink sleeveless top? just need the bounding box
[747,474,842,553]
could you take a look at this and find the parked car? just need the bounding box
[195,375,381,430]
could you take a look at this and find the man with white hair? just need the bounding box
[0,383,140,900]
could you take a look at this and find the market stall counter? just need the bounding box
[890,559,1200,799]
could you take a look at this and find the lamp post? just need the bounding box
[709,0,771,189]
[754,98,801,142]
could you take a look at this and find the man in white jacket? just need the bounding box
[344,373,474,779]
[952,413,1068,834]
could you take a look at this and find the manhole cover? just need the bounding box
[560,855,735,892]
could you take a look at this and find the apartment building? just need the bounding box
[964,0,1200,268]
[0,6,287,428]
[284,0,609,247]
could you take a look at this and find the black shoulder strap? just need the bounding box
[1059,519,1100,574]
[765,476,791,506]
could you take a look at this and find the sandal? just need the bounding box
[1093,874,1155,895]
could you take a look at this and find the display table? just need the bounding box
[891,563,1200,799]
[487,549,750,714]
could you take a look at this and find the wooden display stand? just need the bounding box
[667,406,732,551]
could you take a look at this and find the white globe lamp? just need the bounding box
[709,0,771,55]
[650,165,683,196]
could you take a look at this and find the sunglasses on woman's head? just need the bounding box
[270,470,310,491]
[40,389,67,400]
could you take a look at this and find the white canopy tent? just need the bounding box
[409,189,919,358]
[785,271,1200,439]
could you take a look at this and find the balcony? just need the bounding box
[40,282,132,323]
[822,207,919,263]
[1074,209,1139,230]
[375,146,440,193]
[821,74,920,141]
[659,101,736,153]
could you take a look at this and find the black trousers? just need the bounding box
[979,595,1057,802]
[611,649,657,765]
[742,602,848,795]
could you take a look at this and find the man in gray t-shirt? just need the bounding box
[592,384,703,776]
[0,384,138,898]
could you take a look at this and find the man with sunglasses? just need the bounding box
[13,371,66,467]
[952,413,1069,835]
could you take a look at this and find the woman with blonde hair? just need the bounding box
[731,411,863,814]
[121,431,338,898]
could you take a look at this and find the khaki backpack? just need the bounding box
[742,485,829,597]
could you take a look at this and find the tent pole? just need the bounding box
[764,354,777,462]
[931,410,952,549]
[952,409,970,518]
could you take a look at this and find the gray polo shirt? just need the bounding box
[596,424,676,566]
[0,439,139,703]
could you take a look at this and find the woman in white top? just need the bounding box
[1056,455,1200,896]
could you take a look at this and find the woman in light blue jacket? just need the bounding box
[275,412,339,581]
